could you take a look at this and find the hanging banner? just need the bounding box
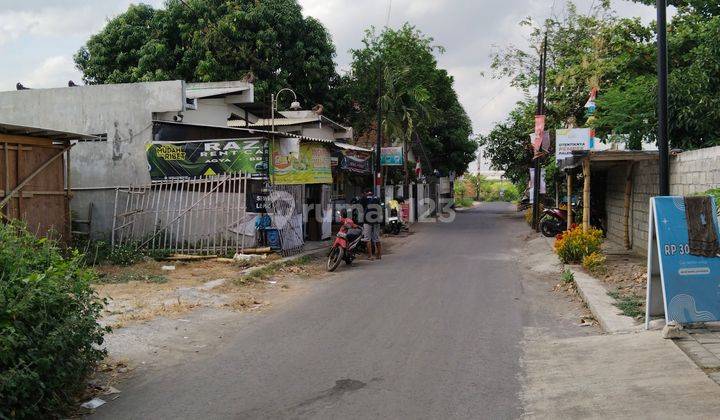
[646,197,720,327]
[272,142,332,184]
[380,147,404,166]
[556,128,592,163]
[333,149,372,174]
[528,168,547,203]
[146,139,265,180]
[533,115,545,152]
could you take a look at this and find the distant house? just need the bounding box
[229,110,353,141]
[0,80,255,236]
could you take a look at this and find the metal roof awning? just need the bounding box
[560,150,659,171]
[0,122,97,141]
[333,142,373,152]
[152,120,335,144]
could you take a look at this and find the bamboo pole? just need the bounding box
[582,158,591,232]
[566,172,573,231]
[624,163,635,249]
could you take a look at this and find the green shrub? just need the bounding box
[554,226,604,264]
[107,243,143,266]
[582,252,608,276]
[479,180,519,202]
[561,269,575,284]
[0,222,108,418]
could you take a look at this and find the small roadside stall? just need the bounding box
[0,122,96,240]
[559,149,659,248]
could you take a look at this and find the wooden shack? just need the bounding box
[0,123,96,239]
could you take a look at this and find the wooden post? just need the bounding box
[623,163,635,250]
[582,158,591,232]
[3,142,8,218]
[66,145,72,240]
[566,172,573,231]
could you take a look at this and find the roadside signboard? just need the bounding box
[646,196,720,327]
[555,128,592,163]
[146,139,265,180]
[271,141,332,185]
[380,147,403,166]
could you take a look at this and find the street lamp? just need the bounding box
[271,88,301,133]
[268,88,301,184]
[657,0,669,196]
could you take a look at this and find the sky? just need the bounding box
[0,0,658,169]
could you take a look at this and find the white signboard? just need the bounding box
[556,128,591,162]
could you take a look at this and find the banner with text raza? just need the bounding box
[272,142,332,184]
[146,139,265,180]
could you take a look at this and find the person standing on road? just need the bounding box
[359,188,382,260]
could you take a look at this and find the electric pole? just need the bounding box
[657,0,669,196]
[376,61,383,197]
[532,34,548,231]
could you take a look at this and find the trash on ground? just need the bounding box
[233,253,266,262]
[161,265,176,271]
[81,398,106,409]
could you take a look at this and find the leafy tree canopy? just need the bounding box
[335,24,477,175]
[75,0,337,108]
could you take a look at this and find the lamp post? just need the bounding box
[656,0,670,196]
[271,88,301,133]
[269,88,301,182]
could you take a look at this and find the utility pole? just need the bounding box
[375,61,383,197]
[657,0,670,196]
[532,34,548,231]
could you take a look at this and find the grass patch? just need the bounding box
[608,290,644,318]
[97,270,168,284]
[561,269,575,284]
[456,197,474,208]
[234,255,314,285]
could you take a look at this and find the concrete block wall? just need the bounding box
[604,146,720,255]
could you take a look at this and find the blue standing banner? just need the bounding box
[646,196,720,328]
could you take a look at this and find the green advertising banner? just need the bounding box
[146,139,266,180]
[271,141,332,185]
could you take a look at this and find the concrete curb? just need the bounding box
[565,264,642,334]
[240,245,329,277]
[540,236,641,334]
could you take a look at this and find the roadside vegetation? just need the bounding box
[608,290,644,319]
[0,223,108,418]
[456,174,520,204]
[554,226,604,264]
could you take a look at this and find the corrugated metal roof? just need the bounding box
[228,117,320,127]
[333,142,373,152]
[152,120,335,144]
[0,122,97,141]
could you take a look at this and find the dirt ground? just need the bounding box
[93,253,324,329]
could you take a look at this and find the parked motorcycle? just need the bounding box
[327,219,364,272]
[385,198,406,235]
[540,203,605,237]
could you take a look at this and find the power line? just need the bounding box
[385,0,392,27]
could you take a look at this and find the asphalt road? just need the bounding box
[95,202,530,419]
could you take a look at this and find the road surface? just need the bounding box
[94,202,581,419]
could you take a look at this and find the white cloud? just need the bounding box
[0,6,100,45]
[25,55,82,88]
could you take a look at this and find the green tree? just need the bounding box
[75,0,337,109]
[336,24,477,175]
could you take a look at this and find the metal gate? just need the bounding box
[112,174,249,255]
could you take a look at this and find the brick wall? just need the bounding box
[604,145,720,255]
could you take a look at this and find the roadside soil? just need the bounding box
[94,253,305,329]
